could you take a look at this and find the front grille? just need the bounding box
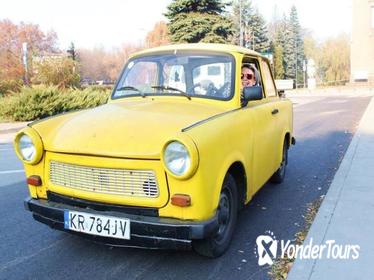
[49,161,159,198]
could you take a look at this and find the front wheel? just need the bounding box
[192,174,238,258]
[270,139,288,184]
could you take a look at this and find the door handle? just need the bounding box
[271,109,279,115]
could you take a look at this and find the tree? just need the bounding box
[78,44,142,82]
[230,2,269,52]
[103,44,142,81]
[247,9,270,53]
[303,33,317,58]
[282,17,296,80]
[289,6,305,85]
[165,0,234,43]
[270,16,292,80]
[316,34,350,83]
[145,21,170,48]
[268,12,287,79]
[67,42,77,61]
[0,20,23,81]
[78,47,107,81]
[273,43,284,79]
[32,57,80,89]
[270,7,306,84]
[231,0,252,46]
[0,19,58,85]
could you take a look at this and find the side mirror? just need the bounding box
[242,86,263,107]
[243,86,263,101]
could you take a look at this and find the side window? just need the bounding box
[261,60,277,97]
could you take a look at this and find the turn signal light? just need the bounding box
[27,175,42,186]
[171,194,191,207]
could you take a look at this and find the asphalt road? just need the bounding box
[0,91,372,280]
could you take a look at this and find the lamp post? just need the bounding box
[239,0,243,47]
[303,60,306,88]
[252,29,255,51]
[22,42,29,86]
[295,40,298,89]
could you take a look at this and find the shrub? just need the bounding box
[0,85,110,121]
[32,57,80,89]
[0,79,23,96]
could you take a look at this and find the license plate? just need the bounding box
[64,210,130,239]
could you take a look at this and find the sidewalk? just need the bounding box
[286,87,374,97]
[0,122,29,144]
[287,95,374,279]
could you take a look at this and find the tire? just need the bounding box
[192,173,238,258]
[270,139,288,184]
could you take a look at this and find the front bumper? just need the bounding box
[24,196,219,250]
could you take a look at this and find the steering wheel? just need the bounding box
[216,82,230,97]
[193,80,218,96]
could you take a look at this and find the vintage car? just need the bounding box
[14,44,295,257]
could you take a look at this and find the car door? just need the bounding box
[242,58,279,194]
[260,59,285,167]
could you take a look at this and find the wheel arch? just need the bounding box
[226,161,248,210]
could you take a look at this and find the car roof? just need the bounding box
[130,43,266,59]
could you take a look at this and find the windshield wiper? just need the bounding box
[151,85,191,100]
[116,86,145,97]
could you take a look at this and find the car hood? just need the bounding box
[31,99,228,159]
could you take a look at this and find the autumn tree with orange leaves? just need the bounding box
[0,20,58,78]
[78,44,143,82]
[145,21,170,48]
[0,19,58,93]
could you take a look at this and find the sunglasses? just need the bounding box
[241,73,254,80]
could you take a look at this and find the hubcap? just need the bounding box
[215,190,231,241]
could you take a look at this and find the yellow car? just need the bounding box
[14,44,295,257]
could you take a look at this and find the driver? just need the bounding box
[241,64,257,88]
[241,64,259,107]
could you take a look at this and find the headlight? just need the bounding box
[162,137,199,180]
[164,141,191,176]
[14,127,44,165]
[19,134,36,161]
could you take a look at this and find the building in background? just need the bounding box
[351,0,374,83]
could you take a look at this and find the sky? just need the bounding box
[0,0,352,50]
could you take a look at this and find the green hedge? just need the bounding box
[0,79,23,96]
[0,85,111,122]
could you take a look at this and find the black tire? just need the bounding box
[192,173,238,258]
[270,139,288,184]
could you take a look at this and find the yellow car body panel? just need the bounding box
[30,99,230,159]
[17,43,294,225]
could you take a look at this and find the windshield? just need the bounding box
[112,53,234,100]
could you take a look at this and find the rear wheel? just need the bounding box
[192,174,238,258]
[270,139,288,184]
